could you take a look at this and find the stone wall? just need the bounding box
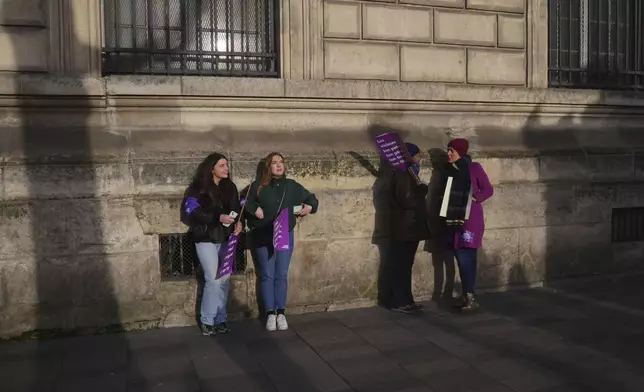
[323,0,526,85]
[2,76,644,339]
[2,0,644,339]
[0,0,47,72]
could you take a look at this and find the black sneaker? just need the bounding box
[390,305,417,314]
[410,302,424,310]
[201,324,215,336]
[216,322,231,334]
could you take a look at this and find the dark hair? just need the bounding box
[188,152,236,209]
[257,152,286,196]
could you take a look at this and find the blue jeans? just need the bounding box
[255,231,295,312]
[455,247,478,294]
[195,242,230,325]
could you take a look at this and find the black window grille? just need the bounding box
[102,0,279,77]
[548,0,644,90]
[159,232,247,280]
[612,207,644,242]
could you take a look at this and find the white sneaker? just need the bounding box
[276,314,288,331]
[266,314,277,331]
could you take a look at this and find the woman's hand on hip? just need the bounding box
[220,214,235,225]
[255,207,264,219]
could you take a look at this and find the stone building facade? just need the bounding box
[1,0,644,338]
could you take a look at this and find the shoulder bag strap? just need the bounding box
[275,182,288,219]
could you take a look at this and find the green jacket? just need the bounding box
[244,177,319,232]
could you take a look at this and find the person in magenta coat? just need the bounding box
[446,138,494,310]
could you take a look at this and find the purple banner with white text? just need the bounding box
[375,132,410,170]
[216,234,238,279]
[273,208,290,251]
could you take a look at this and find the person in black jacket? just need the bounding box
[387,143,430,314]
[245,152,319,332]
[181,153,242,336]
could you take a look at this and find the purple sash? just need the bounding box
[273,208,290,251]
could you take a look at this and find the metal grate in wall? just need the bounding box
[611,207,644,242]
[548,0,644,90]
[159,232,247,280]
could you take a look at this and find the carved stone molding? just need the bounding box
[48,0,101,77]
[281,0,324,80]
[527,0,548,88]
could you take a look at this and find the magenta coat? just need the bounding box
[453,162,493,249]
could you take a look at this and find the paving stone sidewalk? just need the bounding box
[2,279,644,392]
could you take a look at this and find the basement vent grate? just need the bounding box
[159,233,247,280]
[612,208,644,243]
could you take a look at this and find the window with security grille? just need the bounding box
[102,0,279,77]
[548,0,644,90]
[159,233,248,280]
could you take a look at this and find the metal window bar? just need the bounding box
[548,0,644,90]
[102,0,279,77]
[159,233,248,280]
[612,207,644,242]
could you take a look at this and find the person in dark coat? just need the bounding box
[387,143,430,314]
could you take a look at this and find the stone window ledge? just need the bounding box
[1,73,644,108]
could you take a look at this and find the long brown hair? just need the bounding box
[257,152,286,196]
[188,152,236,208]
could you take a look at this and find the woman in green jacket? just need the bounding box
[245,152,319,331]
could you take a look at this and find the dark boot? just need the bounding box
[453,295,467,308]
[461,293,479,311]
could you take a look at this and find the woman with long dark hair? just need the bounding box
[181,153,242,336]
[245,152,319,331]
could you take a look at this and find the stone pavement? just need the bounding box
[2,278,644,392]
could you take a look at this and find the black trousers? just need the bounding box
[390,241,420,308]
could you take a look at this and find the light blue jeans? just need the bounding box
[255,231,295,312]
[195,242,230,326]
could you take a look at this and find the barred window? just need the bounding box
[548,0,644,90]
[102,0,279,77]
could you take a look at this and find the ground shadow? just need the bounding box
[469,84,644,372]
[0,3,134,391]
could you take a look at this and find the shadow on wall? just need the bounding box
[0,2,139,390]
[475,88,644,292]
[349,123,458,308]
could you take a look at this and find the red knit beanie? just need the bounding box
[447,138,469,157]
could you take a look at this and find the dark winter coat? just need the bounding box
[181,182,240,244]
[387,168,431,242]
[244,176,319,246]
